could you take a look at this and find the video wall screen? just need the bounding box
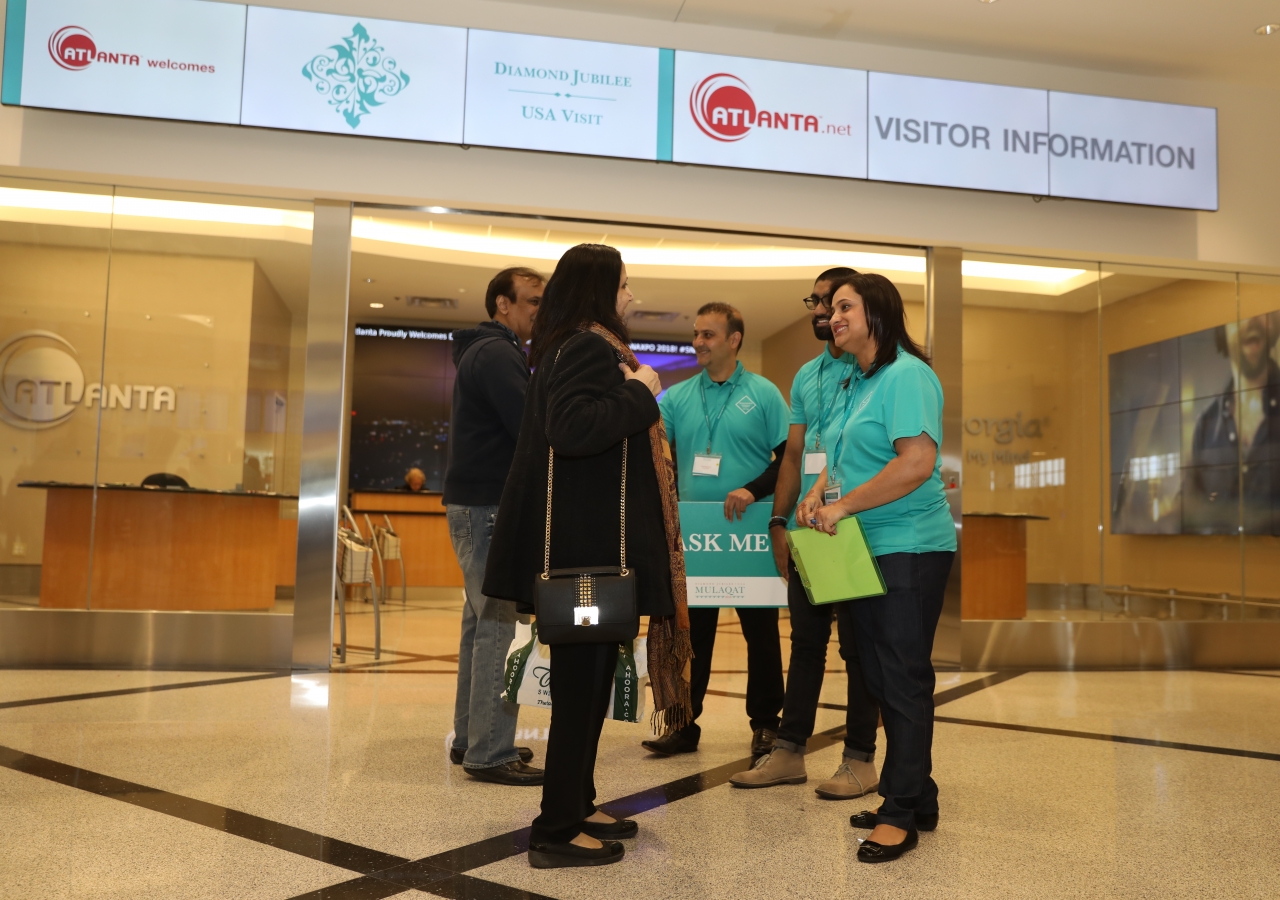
[349,326,700,492]
[1109,310,1280,535]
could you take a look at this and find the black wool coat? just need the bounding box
[482,330,676,618]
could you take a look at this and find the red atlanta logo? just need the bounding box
[690,73,822,142]
[48,25,139,70]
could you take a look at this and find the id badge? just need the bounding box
[804,451,827,476]
[692,454,722,477]
[824,482,843,504]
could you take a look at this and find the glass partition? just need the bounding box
[0,180,312,617]
[1100,265,1241,621]
[1238,273,1280,621]
[0,176,113,610]
[84,189,312,612]
[960,253,1101,620]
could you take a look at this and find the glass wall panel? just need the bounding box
[86,189,311,612]
[0,177,113,610]
[1239,273,1280,621]
[960,253,1100,620]
[1099,264,1241,620]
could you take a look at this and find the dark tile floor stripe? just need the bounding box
[284,875,416,900]
[934,715,1280,762]
[0,671,290,711]
[704,670,1024,717]
[423,873,560,900]
[0,744,411,873]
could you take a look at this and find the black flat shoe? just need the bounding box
[464,760,544,786]
[857,828,919,864]
[849,809,939,832]
[580,817,639,839]
[450,747,534,765]
[642,731,699,756]
[528,840,625,869]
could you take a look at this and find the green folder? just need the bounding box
[786,517,887,605]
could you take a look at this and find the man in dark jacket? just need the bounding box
[446,266,545,785]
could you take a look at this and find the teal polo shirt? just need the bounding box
[788,346,855,524]
[660,361,790,502]
[831,346,956,556]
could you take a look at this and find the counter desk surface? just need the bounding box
[961,512,1049,620]
[20,481,296,611]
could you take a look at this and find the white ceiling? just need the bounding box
[488,0,1280,85]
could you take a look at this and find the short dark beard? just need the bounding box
[810,316,832,342]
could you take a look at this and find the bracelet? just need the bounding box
[768,516,789,529]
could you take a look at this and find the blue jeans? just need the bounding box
[448,504,520,769]
[849,551,955,830]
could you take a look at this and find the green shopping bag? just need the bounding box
[502,622,649,723]
[786,517,887,605]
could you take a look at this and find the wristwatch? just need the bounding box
[768,515,789,530]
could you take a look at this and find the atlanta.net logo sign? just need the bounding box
[690,72,821,142]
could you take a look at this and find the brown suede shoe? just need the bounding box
[729,747,807,788]
[815,758,879,799]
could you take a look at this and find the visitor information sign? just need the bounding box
[0,0,1220,210]
[680,502,786,608]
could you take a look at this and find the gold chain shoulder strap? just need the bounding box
[541,342,629,580]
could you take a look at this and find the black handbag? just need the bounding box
[533,423,640,645]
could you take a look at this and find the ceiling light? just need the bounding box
[369,302,384,308]
[1257,23,1280,35]
[364,278,375,283]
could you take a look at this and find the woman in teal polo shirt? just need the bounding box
[796,272,956,865]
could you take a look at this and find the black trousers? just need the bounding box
[849,551,954,831]
[530,640,619,845]
[679,605,785,743]
[776,557,880,760]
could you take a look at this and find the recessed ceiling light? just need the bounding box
[364,277,375,283]
[979,0,998,4]
[1257,23,1280,34]
[369,302,384,308]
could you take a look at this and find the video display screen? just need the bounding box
[349,327,700,492]
[1109,309,1280,535]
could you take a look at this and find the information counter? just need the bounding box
[348,491,463,587]
[21,482,295,611]
[961,512,1049,619]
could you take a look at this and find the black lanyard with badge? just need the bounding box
[693,371,738,477]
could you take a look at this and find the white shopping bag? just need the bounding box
[502,622,650,724]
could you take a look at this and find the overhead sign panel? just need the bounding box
[463,30,662,161]
[868,72,1049,195]
[12,0,246,123]
[1047,92,1218,211]
[672,51,867,180]
[240,8,466,143]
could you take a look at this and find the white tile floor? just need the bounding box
[2,598,1278,900]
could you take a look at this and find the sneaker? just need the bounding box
[750,727,778,757]
[641,731,699,756]
[729,747,807,788]
[815,758,879,799]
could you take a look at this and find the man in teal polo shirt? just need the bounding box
[641,302,790,758]
[730,267,881,799]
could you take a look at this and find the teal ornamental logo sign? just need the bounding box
[302,24,409,128]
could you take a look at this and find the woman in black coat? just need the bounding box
[483,243,670,869]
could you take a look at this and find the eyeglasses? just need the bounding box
[802,294,832,310]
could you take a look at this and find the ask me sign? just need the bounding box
[680,502,785,608]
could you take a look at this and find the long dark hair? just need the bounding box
[529,243,629,368]
[827,272,929,375]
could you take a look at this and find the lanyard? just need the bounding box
[829,369,864,487]
[698,369,739,454]
[811,352,840,451]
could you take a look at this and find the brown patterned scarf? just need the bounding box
[588,324,693,735]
